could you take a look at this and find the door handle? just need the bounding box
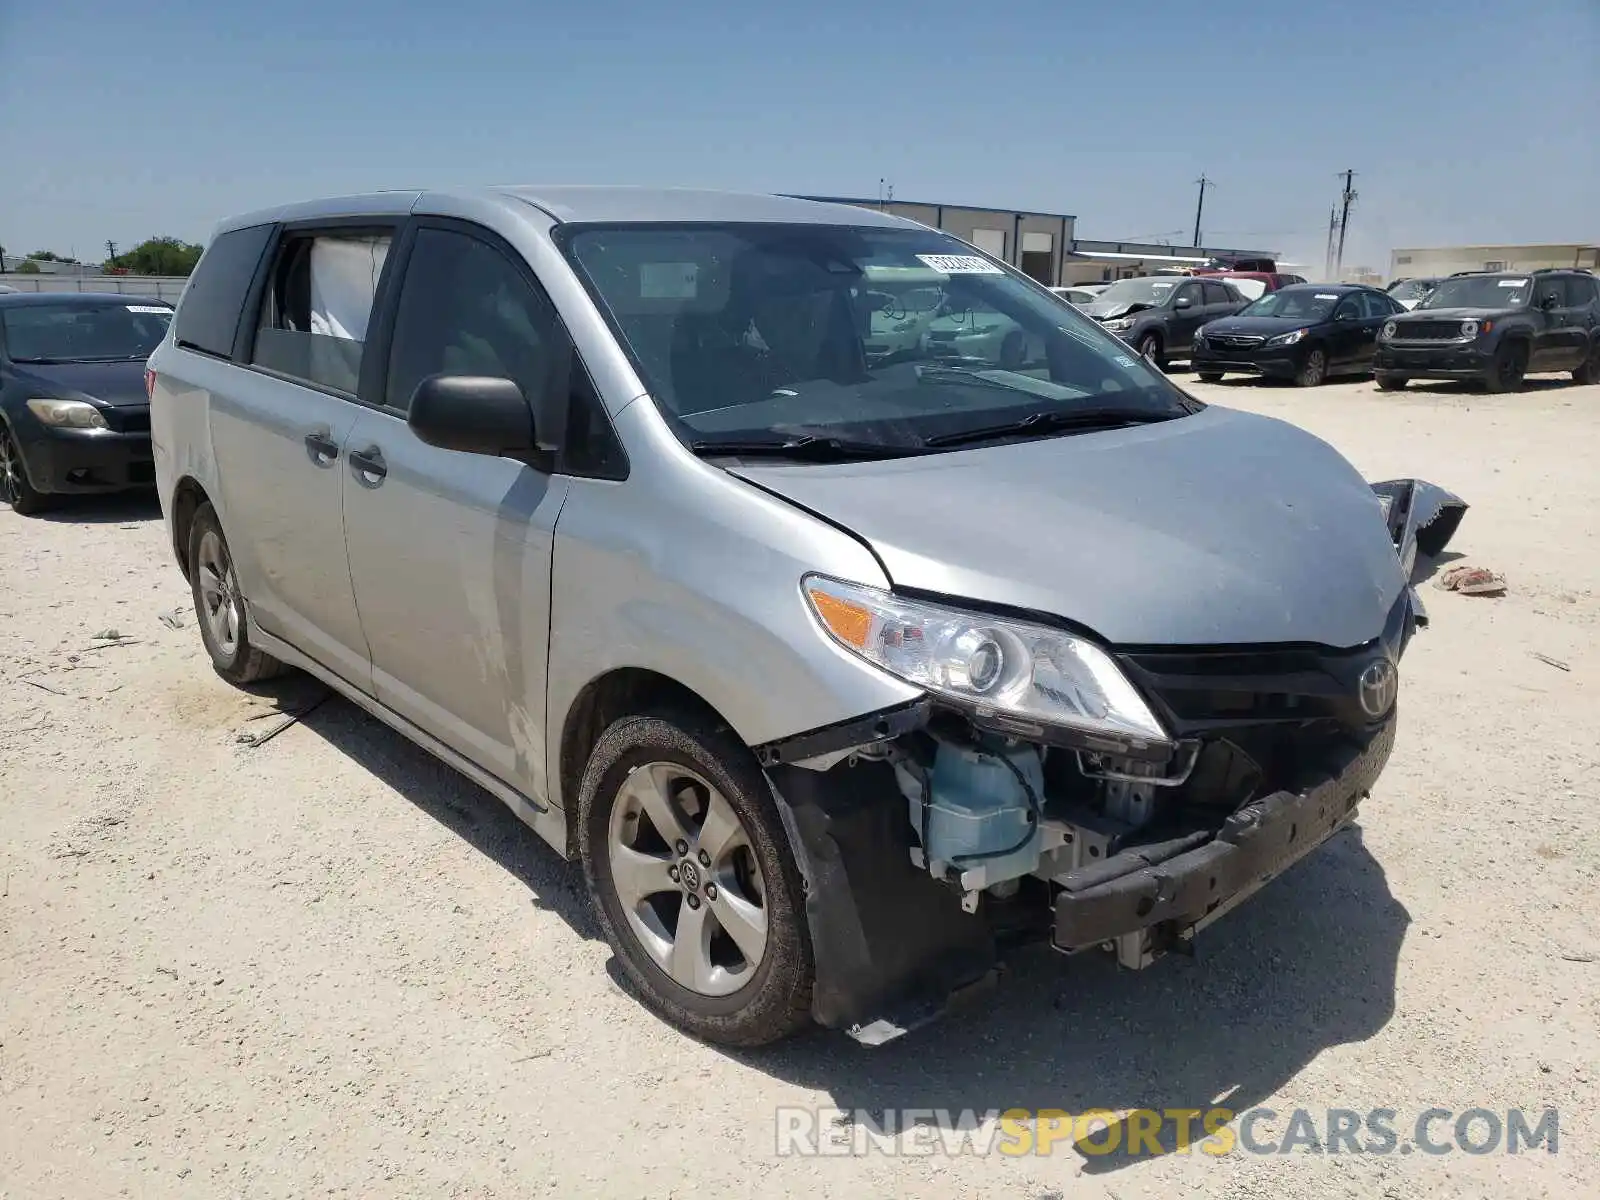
[349,445,388,487]
[304,430,340,466]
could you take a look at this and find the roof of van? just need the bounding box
[214,187,920,235]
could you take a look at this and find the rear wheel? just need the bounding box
[1574,341,1600,385]
[0,422,52,515]
[578,710,813,1047]
[1295,346,1329,387]
[1484,341,1528,393]
[188,502,288,685]
[1375,373,1409,392]
[1136,333,1166,371]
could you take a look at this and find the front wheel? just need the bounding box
[1375,373,1409,392]
[1137,333,1166,371]
[0,421,52,515]
[578,710,814,1047]
[1574,342,1600,386]
[1484,341,1527,393]
[1295,346,1329,387]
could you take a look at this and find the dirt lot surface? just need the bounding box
[3,375,1597,1198]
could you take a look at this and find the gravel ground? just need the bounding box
[2,375,1597,1199]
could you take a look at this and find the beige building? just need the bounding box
[1389,243,1600,279]
[793,195,1275,288]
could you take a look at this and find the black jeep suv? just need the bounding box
[1373,269,1600,392]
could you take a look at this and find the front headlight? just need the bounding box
[1460,319,1479,338]
[26,398,109,430]
[1192,327,1207,346]
[1380,320,1398,340]
[1103,317,1134,332]
[803,575,1169,746]
[1265,329,1307,348]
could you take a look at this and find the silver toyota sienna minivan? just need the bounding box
[148,187,1463,1047]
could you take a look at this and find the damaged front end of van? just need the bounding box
[751,474,1466,1045]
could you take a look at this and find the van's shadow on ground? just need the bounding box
[269,682,1407,1177]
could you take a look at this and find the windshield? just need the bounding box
[1,301,172,362]
[1386,279,1436,303]
[1238,288,1341,321]
[1419,276,1530,309]
[562,224,1192,453]
[1091,278,1180,308]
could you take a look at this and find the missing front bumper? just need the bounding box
[1051,714,1397,957]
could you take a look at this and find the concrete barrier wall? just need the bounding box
[0,275,189,303]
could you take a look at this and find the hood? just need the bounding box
[1202,314,1322,336]
[729,406,1406,648]
[1398,306,1512,321]
[9,360,149,408]
[1085,300,1154,320]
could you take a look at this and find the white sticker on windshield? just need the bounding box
[1499,279,1528,287]
[1150,281,1175,289]
[1113,354,1136,367]
[915,254,1003,275]
[1315,293,1339,299]
[126,304,171,313]
[639,262,699,299]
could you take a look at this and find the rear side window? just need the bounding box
[251,231,392,394]
[1203,281,1234,305]
[1561,275,1598,307]
[172,224,275,358]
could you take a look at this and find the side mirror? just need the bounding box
[407,374,537,460]
[1174,295,1193,309]
[1538,293,1559,310]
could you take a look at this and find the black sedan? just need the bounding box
[0,292,171,514]
[1190,283,1404,387]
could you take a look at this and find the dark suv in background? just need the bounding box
[1082,275,1244,369]
[1374,269,1600,392]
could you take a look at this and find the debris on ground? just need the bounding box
[20,677,66,696]
[1530,652,1571,672]
[235,691,331,747]
[1434,563,1507,596]
[157,608,188,630]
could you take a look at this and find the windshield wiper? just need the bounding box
[689,435,924,461]
[924,407,1179,448]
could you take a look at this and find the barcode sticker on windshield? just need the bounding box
[1499,279,1528,287]
[915,254,1003,275]
[126,304,170,313]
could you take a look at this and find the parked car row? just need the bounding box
[1065,266,1600,392]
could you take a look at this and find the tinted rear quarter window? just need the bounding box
[1561,275,1597,307]
[173,223,275,358]
[251,231,392,394]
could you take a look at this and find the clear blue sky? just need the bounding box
[2,0,1596,272]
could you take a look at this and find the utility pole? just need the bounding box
[1333,169,1357,279]
[105,240,118,266]
[1191,174,1214,247]
[1324,206,1340,279]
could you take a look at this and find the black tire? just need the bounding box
[1484,341,1528,393]
[998,331,1025,371]
[187,502,288,685]
[578,710,814,1047]
[0,420,53,515]
[1375,373,1409,392]
[1196,372,1224,383]
[1136,333,1166,371]
[1574,341,1600,386]
[1294,346,1329,388]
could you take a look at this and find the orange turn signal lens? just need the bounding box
[808,587,873,648]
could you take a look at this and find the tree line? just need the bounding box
[2,236,204,277]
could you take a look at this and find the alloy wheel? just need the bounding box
[0,426,22,506]
[606,761,768,997]
[196,530,243,659]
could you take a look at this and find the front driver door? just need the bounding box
[340,220,572,805]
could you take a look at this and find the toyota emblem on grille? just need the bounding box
[1358,659,1399,718]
